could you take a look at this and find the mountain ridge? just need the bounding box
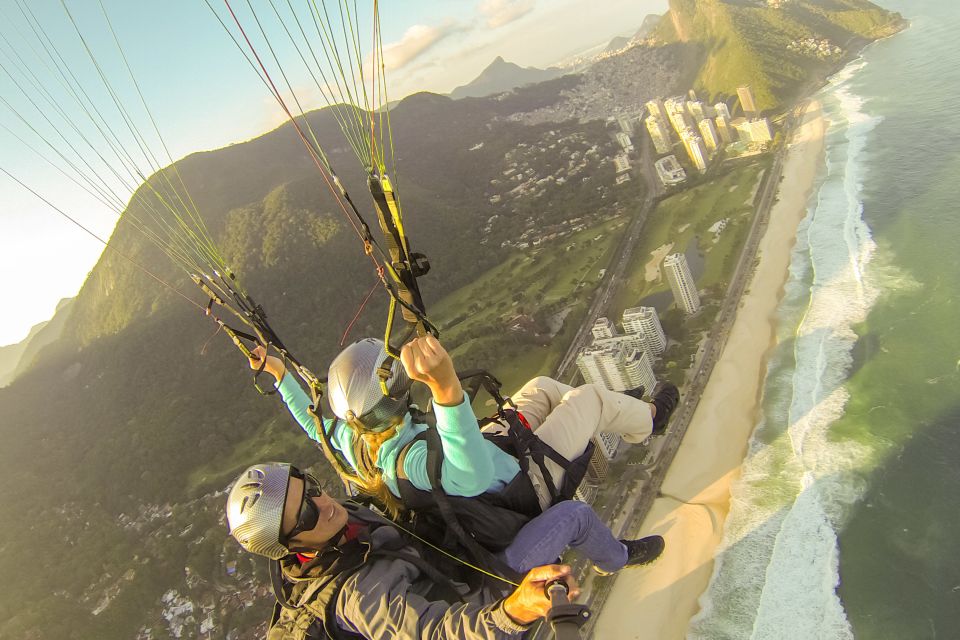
[449,56,564,99]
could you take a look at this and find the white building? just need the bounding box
[654,154,687,186]
[645,116,672,155]
[698,118,721,152]
[623,306,666,355]
[734,117,774,143]
[596,431,622,460]
[613,153,631,174]
[681,130,709,172]
[715,115,735,143]
[616,131,634,153]
[664,253,701,314]
[591,317,617,340]
[664,97,692,136]
[576,343,649,392]
[714,102,732,120]
[594,333,646,357]
[686,100,707,122]
[646,98,666,121]
[623,348,657,396]
[737,85,758,116]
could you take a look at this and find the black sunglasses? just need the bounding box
[282,472,324,544]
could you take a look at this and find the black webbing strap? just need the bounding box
[270,558,298,610]
[422,429,523,583]
[397,430,522,583]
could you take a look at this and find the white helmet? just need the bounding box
[327,338,411,433]
[226,462,293,560]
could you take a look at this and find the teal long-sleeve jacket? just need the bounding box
[276,373,521,498]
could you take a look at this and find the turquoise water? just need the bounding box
[688,2,960,638]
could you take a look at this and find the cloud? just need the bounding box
[478,0,536,29]
[381,22,459,71]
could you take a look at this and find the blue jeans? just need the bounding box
[500,500,627,574]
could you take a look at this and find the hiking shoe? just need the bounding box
[623,385,645,400]
[594,535,665,575]
[650,382,680,435]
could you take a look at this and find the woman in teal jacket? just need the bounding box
[251,334,677,515]
[251,335,522,515]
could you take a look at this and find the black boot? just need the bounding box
[593,535,665,575]
[650,382,679,435]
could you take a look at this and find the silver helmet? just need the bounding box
[327,338,411,433]
[226,462,292,560]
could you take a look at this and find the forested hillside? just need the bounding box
[652,0,906,111]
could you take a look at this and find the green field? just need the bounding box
[608,156,771,318]
[429,214,632,393]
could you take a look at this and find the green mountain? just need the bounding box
[652,0,906,112]
[0,297,72,387]
[0,75,633,639]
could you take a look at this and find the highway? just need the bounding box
[554,134,662,381]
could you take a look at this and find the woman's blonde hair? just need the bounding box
[349,419,404,518]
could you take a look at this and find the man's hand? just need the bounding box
[502,565,580,626]
[248,345,285,382]
[400,335,463,406]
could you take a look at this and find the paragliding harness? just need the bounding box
[265,503,510,640]
[395,369,595,575]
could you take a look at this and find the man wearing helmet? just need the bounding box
[226,462,660,639]
[247,335,679,515]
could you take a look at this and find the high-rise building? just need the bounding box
[616,131,634,153]
[586,445,609,481]
[576,343,648,391]
[714,101,732,120]
[737,85,758,116]
[664,253,701,314]
[617,116,634,135]
[646,98,666,121]
[594,333,646,357]
[681,131,709,172]
[715,115,735,144]
[623,306,666,355]
[592,317,617,340]
[623,348,657,396]
[664,97,692,135]
[574,481,598,503]
[698,118,721,152]
[645,116,672,155]
[734,117,774,143]
[597,431,622,460]
[686,100,707,122]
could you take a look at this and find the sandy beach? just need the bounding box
[593,100,827,639]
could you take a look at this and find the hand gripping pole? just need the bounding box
[544,580,591,640]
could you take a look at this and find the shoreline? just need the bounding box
[592,100,828,639]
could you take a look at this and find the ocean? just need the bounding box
[687,1,960,638]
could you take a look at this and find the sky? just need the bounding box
[0,0,666,347]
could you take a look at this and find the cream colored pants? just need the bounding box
[507,376,654,508]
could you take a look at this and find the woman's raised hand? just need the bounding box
[400,335,463,406]
[248,345,286,382]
